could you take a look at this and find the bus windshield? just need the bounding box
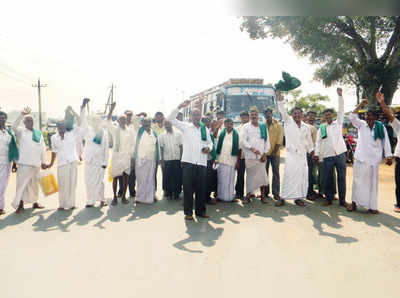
[225,95,275,116]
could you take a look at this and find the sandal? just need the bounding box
[242,196,251,204]
[346,202,357,212]
[295,199,305,207]
[394,206,400,213]
[275,199,285,207]
[260,196,269,204]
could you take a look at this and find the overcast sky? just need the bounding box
[1,1,399,118]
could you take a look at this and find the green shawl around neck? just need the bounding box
[216,128,239,156]
[32,129,42,143]
[373,121,385,141]
[258,122,268,140]
[6,128,19,162]
[320,123,327,139]
[133,127,159,162]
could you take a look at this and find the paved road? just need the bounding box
[1,153,400,298]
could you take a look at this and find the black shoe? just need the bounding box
[111,198,118,206]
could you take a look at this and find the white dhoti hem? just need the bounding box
[58,161,78,209]
[217,163,236,201]
[281,151,308,200]
[352,159,379,210]
[110,152,130,178]
[0,163,11,210]
[135,158,156,204]
[85,163,105,205]
[12,165,40,209]
[245,159,268,194]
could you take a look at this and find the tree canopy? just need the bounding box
[285,90,331,116]
[240,16,400,106]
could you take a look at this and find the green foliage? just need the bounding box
[240,16,400,106]
[285,90,331,115]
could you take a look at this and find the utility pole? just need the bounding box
[32,78,47,131]
[104,84,115,115]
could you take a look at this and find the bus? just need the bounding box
[183,78,277,124]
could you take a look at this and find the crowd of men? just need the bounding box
[0,88,399,220]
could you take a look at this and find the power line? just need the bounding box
[32,79,47,131]
[0,70,31,86]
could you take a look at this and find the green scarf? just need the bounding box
[65,109,74,132]
[320,123,327,139]
[7,128,19,162]
[259,122,268,140]
[199,121,207,141]
[374,121,385,141]
[216,128,239,156]
[93,129,103,145]
[32,129,42,143]
[133,127,160,162]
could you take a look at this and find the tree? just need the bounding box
[284,90,331,115]
[240,16,400,106]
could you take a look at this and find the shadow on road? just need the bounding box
[173,220,223,253]
[0,208,51,231]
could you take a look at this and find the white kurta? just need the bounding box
[80,111,110,205]
[350,113,392,209]
[135,130,158,204]
[109,124,135,178]
[216,130,237,201]
[278,101,314,200]
[241,123,270,194]
[0,129,11,210]
[11,116,46,209]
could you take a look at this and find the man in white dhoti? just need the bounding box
[132,117,159,204]
[0,111,18,215]
[47,109,82,210]
[159,120,183,200]
[376,92,400,212]
[276,90,314,207]
[12,107,47,213]
[79,99,109,207]
[346,97,393,214]
[107,103,136,205]
[241,106,271,204]
[235,111,249,199]
[215,118,240,202]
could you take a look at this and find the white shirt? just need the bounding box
[278,101,313,156]
[107,121,136,155]
[0,129,11,164]
[80,108,109,166]
[51,127,81,167]
[168,108,213,167]
[137,130,158,160]
[12,115,46,167]
[315,96,347,159]
[350,113,392,165]
[217,130,237,167]
[391,118,400,157]
[241,122,270,160]
[159,130,183,161]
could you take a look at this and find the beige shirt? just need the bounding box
[266,120,283,156]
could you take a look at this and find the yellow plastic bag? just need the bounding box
[39,171,58,196]
[108,159,113,182]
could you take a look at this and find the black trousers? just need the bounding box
[206,159,217,201]
[164,160,182,196]
[323,152,347,204]
[182,162,207,216]
[395,157,400,207]
[307,153,316,197]
[235,158,245,197]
